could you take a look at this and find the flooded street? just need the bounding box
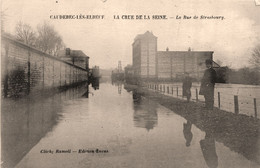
[2,83,260,168]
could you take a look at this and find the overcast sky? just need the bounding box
[2,0,260,69]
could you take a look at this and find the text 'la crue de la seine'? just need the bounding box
[49,14,225,20]
[113,15,225,20]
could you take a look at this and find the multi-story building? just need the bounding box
[132,31,219,81]
[157,49,216,80]
[132,31,157,79]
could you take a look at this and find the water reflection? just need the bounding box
[91,78,100,90]
[82,85,89,98]
[132,89,141,103]
[1,84,89,168]
[8,83,260,168]
[124,84,132,93]
[200,131,218,168]
[132,90,158,131]
[124,84,260,166]
[183,120,193,147]
[111,80,123,94]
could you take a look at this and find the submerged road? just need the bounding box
[2,82,260,168]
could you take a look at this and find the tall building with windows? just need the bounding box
[132,31,157,79]
[132,31,219,81]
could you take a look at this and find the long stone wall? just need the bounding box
[1,35,88,98]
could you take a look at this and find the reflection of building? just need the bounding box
[57,48,89,70]
[82,85,90,98]
[111,81,123,94]
[111,61,125,81]
[91,78,99,90]
[132,31,220,81]
[124,65,134,84]
[132,91,158,131]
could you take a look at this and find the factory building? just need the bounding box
[132,31,157,79]
[132,31,219,81]
[157,49,215,80]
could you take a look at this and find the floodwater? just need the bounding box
[151,82,260,118]
[1,82,260,168]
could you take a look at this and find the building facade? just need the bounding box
[157,50,214,80]
[132,31,218,81]
[132,31,157,79]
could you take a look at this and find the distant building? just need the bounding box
[111,61,125,81]
[91,66,100,78]
[132,31,157,79]
[57,48,89,70]
[157,49,214,80]
[132,31,219,81]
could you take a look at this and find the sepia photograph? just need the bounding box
[1,0,260,167]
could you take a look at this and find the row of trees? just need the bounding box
[218,45,260,85]
[15,21,65,56]
[213,44,259,85]
[228,67,260,85]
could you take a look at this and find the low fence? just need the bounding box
[144,82,259,119]
[1,35,88,98]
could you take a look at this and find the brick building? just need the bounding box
[157,49,215,80]
[132,31,219,81]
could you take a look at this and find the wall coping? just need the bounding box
[1,34,88,72]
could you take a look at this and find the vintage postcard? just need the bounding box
[1,0,260,168]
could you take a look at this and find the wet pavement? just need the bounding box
[2,82,260,168]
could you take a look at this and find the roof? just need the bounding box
[157,51,214,54]
[134,31,157,41]
[157,51,220,67]
[157,51,214,57]
[70,50,89,58]
[57,49,89,58]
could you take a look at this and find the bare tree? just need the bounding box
[249,44,260,70]
[15,21,36,46]
[53,36,66,56]
[36,22,65,55]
